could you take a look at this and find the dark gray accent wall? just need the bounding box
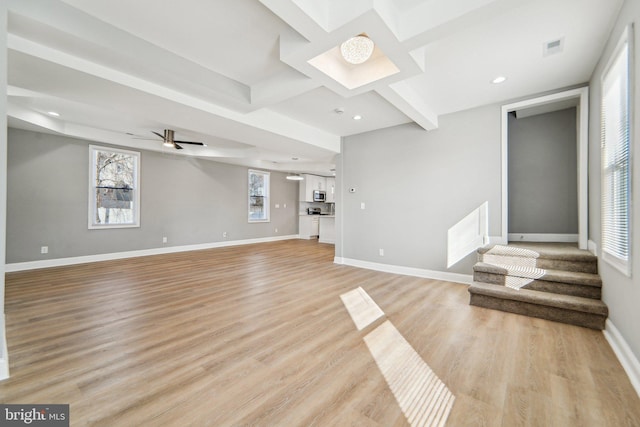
[588,0,640,364]
[508,107,578,234]
[6,128,299,263]
[339,104,502,274]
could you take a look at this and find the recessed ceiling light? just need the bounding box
[47,111,60,117]
[353,115,362,120]
[491,76,507,84]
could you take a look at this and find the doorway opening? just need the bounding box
[500,87,589,250]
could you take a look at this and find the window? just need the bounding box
[89,145,140,229]
[248,169,270,222]
[601,28,632,275]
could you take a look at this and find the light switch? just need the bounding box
[361,202,365,210]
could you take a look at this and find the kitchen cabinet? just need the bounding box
[325,177,335,203]
[299,174,327,202]
[299,215,319,239]
[318,216,335,244]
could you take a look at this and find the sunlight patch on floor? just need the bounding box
[364,320,455,427]
[340,286,385,330]
[341,287,455,426]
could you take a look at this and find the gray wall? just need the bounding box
[508,108,578,234]
[339,104,502,274]
[588,0,640,364]
[6,128,299,263]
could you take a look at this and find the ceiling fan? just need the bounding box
[147,129,206,150]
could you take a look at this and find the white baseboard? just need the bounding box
[508,233,578,243]
[489,235,507,245]
[334,257,472,285]
[588,239,598,255]
[5,235,300,272]
[604,319,640,399]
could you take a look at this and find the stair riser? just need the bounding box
[469,293,606,330]
[473,271,602,299]
[480,254,597,274]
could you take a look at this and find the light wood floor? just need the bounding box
[2,239,639,426]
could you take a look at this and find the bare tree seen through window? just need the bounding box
[249,170,269,222]
[90,147,139,227]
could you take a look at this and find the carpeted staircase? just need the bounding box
[468,243,608,330]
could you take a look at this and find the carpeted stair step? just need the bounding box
[478,244,597,274]
[473,262,602,299]
[468,281,608,330]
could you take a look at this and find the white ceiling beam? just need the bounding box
[8,34,341,154]
[376,82,438,131]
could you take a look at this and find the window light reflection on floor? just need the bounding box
[340,287,455,427]
[364,320,455,427]
[340,286,384,330]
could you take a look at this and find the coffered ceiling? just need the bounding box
[5,0,623,175]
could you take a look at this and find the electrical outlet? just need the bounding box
[40,246,48,254]
[275,203,280,209]
[275,228,278,233]
[223,231,227,238]
[379,248,384,256]
[361,202,366,210]
[162,236,168,243]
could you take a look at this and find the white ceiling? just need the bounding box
[5,0,623,175]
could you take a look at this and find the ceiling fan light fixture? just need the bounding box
[286,173,304,181]
[340,35,374,65]
[163,141,174,148]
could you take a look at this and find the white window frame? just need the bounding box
[248,169,270,223]
[600,25,633,276]
[89,145,141,229]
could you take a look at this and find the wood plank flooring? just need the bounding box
[1,239,639,426]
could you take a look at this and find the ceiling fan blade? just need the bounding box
[174,140,205,146]
[151,131,165,139]
[174,143,184,150]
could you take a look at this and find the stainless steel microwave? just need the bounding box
[313,190,326,202]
